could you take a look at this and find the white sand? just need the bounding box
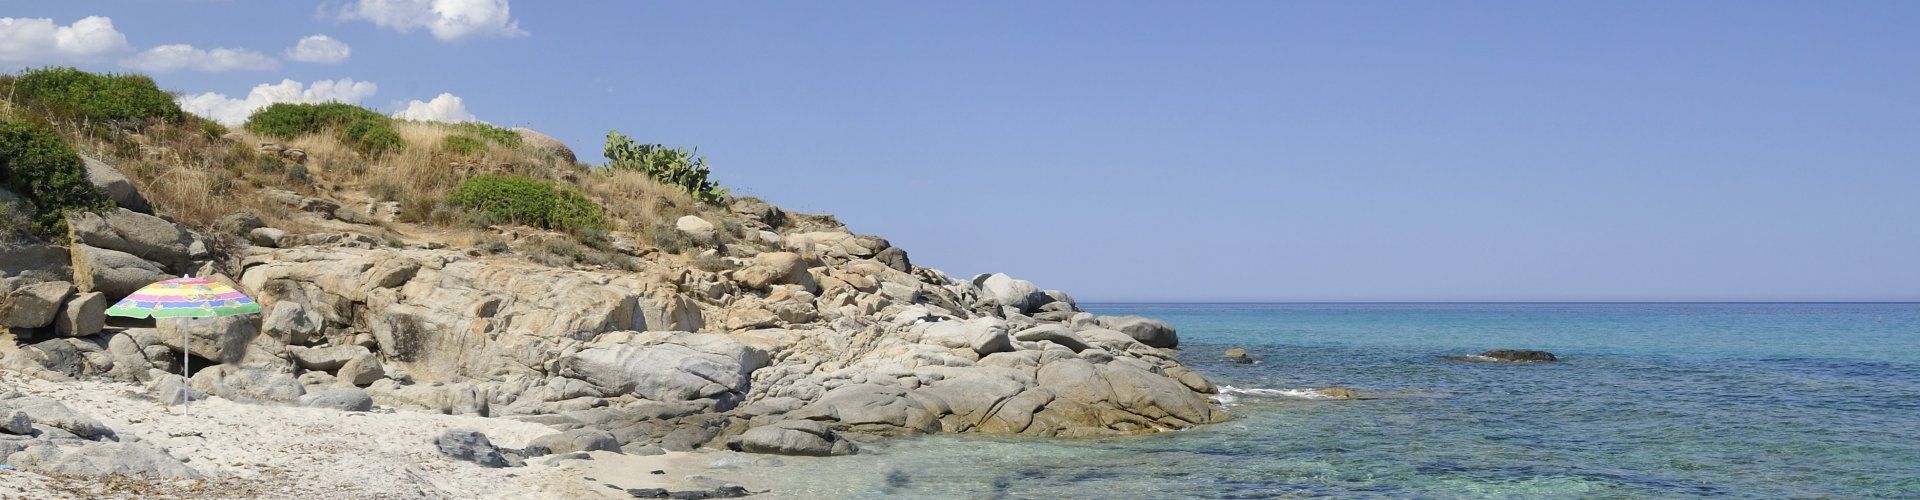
[0,372,716,499]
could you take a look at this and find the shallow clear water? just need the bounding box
[719,303,1920,498]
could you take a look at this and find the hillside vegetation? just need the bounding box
[0,67,744,271]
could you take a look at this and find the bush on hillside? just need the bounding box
[4,67,184,123]
[604,130,729,205]
[0,119,113,239]
[244,103,404,155]
[441,135,487,156]
[452,122,523,148]
[446,175,605,233]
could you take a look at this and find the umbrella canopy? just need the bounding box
[105,276,261,319]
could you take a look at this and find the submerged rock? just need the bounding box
[1223,348,1254,364]
[1446,349,1559,362]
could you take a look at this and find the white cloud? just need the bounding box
[391,93,479,123]
[176,78,380,126]
[285,35,351,64]
[0,16,131,62]
[123,44,279,73]
[339,0,526,41]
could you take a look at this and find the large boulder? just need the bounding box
[70,244,171,299]
[734,252,817,293]
[676,216,717,245]
[979,273,1049,314]
[80,155,152,213]
[156,313,277,367]
[0,280,74,328]
[67,208,204,274]
[1096,315,1179,348]
[0,396,115,440]
[964,317,1013,355]
[526,428,619,455]
[5,441,198,479]
[512,127,577,164]
[53,291,105,337]
[735,419,858,456]
[336,352,385,386]
[298,388,374,412]
[433,429,508,468]
[188,365,305,403]
[0,242,70,278]
[558,334,768,409]
[289,345,371,371]
[1011,324,1092,352]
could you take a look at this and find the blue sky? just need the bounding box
[5,1,1917,301]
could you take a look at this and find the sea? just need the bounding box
[714,303,1920,498]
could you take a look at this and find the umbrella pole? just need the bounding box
[182,320,189,415]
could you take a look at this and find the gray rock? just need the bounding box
[247,227,286,248]
[676,216,717,245]
[965,317,1013,355]
[736,419,858,456]
[66,208,202,274]
[433,429,508,467]
[54,291,105,337]
[512,127,577,164]
[297,388,374,412]
[157,313,277,367]
[526,428,619,456]
[0,241,70,278]
[622,443,668,456]
[82,155,152,213]
[289,344,370,372]
[215,211,265,237]
[70,244,171,299]
[1011,324,1092,352]
[6,441,198,479]
[1224,348,1254,364]
[147,374,207,404]
[262,301,322,345]
[558,334,768,409]
[978,273,1049,314]
[189,365,305,403]
[873,247,911,273]
[0,396,115,440]
[1479,349,1558,362]
[337,352,384,386]
[734,252,817,293]
[1096,315,1179,348]
[0,280,74,328]
[0,409,32,435]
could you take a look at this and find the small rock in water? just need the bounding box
[1479,349,1557,362]
[1224,348,1255,364]
[1313,387,1360,399]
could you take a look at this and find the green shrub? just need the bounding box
[6,67,183,123]
[0,118,113,239]
[604,130,729,205]
[244,103,403,156]
[441,135,487,156]
[452,122,522,148]
[446,175,606,233]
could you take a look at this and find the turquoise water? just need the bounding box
[724,303,1920,498]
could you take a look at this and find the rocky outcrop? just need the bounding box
[512,127,577,165]
[67,208,206,275]
[1482,349,1558,362]
[3,183,1224,460]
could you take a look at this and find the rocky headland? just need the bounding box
[0,68,1225,496]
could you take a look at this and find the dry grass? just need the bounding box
[34,107,714,273]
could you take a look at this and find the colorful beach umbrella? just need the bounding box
[105,276,262,411]
[105,276,261,319]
